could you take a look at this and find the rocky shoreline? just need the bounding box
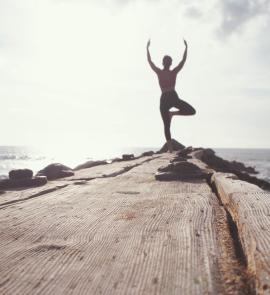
[0,140,269,191]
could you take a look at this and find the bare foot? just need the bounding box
[169,112,174,121]
[167,140,173,153]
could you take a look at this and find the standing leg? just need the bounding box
[160,109,173,153]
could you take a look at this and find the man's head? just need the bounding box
[163,55,172,69]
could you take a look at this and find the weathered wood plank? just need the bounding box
[212,172,270,294]
[0,156,158,207]
[0,156,226,294]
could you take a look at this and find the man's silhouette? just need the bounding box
[147,39,196,153]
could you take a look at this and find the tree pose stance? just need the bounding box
[147,39,196,153]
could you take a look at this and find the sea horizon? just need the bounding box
[1,145,270,182]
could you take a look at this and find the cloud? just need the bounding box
[184,6,203,19]
[179,0,270,38]
[218,0,270,36]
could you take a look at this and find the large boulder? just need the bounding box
[158,139,185,153]
[9,169,33,180]
[37,163,74,180]
[74,160,107,171]
[0,176,47,189]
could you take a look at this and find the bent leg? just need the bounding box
[173,99,196,116]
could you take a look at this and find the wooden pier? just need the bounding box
[0,153,269,294]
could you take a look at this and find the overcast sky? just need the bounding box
[0,0,270,152]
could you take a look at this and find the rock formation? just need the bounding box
[122,154,135,161]
[37,163,74,180]
[0,175,47,189]
[9,169,33,180]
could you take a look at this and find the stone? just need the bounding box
[170,156,188,163]
[141,151,155,157]
[75,160,107,171]
[9,169,33,180]
[0,176,47,189]
[200,149,257,174]
[122,154,135,161]
[176,146,194,158]
[158,139,185,153]
[158,161,202,174]
[195,148,270,190]
[156,160,210,181]
[37,163,74,180]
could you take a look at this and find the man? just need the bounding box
[147,39,196,152]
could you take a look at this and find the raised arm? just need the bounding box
[146,39,160,74]
[173,39,188,73]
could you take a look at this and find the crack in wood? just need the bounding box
[207,177,256,295]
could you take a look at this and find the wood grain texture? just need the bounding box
[212,172,270,294]
[0,156,158,207]
[0,155,231,294]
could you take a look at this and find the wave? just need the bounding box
[0,154,29,160]
[0,154,46,161]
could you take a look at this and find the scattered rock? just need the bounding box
[9,169,33,180]
[158,161,202,173]
[0,167,47,189]
[0,176,47,189]
[176,146,194,158]
[122,154,134,161]
[170,156,188,163]
[158,139,185,153]
[155,161,209,181]
[141,151,155,157]
[74,160,107,171]
[199,149,257,174]
[195,148,270,190]
[37,163,74,180]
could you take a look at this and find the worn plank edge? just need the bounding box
[211,172,270,295]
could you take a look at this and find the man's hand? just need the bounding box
[147,39,151,49]
[183,39,188,47]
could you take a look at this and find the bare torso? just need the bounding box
[157,69,178,93]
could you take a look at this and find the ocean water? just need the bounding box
[0,146,270,182]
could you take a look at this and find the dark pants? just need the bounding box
[160,90,196,141]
